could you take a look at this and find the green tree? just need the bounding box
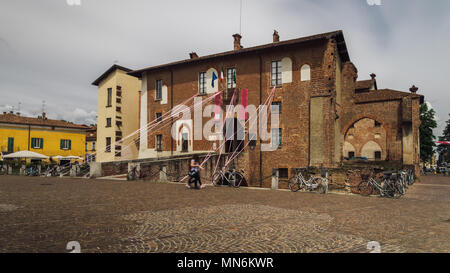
[437,114,450,164]
[419,103,437,163]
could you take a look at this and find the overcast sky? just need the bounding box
[0,0,449,135]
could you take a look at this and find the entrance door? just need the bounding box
[182,133,189,152]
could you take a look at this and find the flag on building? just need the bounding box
[212,72,218,88]
[219,68,224,83]
[214,91,222,121]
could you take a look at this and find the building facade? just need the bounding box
[123,30,422,187]
[0,112,88,161]
[92,65,141,163]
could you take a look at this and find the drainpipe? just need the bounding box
[28,125,31,150]
[259,54,263,188]
[170,69,174,156]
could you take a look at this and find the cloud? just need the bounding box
[0,0,449,134]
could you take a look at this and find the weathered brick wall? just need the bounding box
[101,161,128,177]
[144,38,335,187]
[139,34,422,188]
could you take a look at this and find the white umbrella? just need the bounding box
[3,150,49,160]
[65,156,82,160]
[52,155,64,159]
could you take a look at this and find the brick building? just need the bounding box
[127,30,423,187]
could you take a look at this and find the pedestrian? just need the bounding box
[187,157,204,189]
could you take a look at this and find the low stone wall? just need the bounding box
[97,153,229,183]
[101,161,128,177]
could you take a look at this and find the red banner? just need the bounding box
[240,88,248,120]
[214,91,222,121]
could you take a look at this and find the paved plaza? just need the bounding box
[0,175,449,253]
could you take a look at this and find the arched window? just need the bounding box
[361,141,382,161]
[300,64,311,81]
[343,141,356,159]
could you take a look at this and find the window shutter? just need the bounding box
[40,138,44,149]
[60,140,63,149]
[69,140,72,150]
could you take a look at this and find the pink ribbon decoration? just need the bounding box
[214,91,222,121]
[436,141,450,145]
[240,88,248,120]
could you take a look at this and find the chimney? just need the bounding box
[189,52,198,59]
[273,30,280,43]
[370,73,376,80]
[233,33,242,50]
[409,85,418,94]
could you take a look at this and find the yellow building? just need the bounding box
[92,64,141,163]
[0,112,89,162]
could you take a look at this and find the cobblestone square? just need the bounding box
[0,175,449,253]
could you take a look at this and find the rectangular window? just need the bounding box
[116,106,121,113]
[227,68,236,89]
[106,118,112,127]
[31,138,43,149]
[106,137,111,153]
[271,128,282,149]
[375,121,381,127]
[7,137,14,153]
[92,142,96,151]
[156,135,163,151]
[60,139,71,150]
[271,61,282,87]
[107,88,112,107]
[199,72,207,94]
[156,112,162,122]
[375,151,382,160]
[271,102,282,114]
[156,80,162,100]
[279,168,289,179]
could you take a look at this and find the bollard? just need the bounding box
[70,165,76,177]
[160,166,167,182]
[271,168,279,190]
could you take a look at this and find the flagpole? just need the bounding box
[239,0,242,35]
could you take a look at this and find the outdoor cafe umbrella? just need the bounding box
[65,156,82,160]
[3,150,49,160]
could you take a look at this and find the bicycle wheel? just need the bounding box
[211,172,223,186]
[288,177,301,192]
[230,172,244,188]
[358,181,374,196]
[382,180,396,198]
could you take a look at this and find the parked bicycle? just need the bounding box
[212,166,245,188]
[357,169,407,198]
[127,166,145,181]
[23,166,40,176]
[288,168,328,194]
[0,165,7,175]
